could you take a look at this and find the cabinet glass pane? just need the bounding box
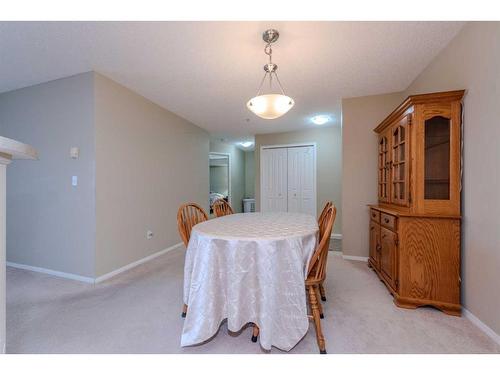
[399,143,405,161]
[424,116,450,200]
[378,136,389,201]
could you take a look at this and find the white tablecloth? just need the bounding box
[181,212,318,351]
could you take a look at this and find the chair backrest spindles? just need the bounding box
[318,201,333,233]
[177,203,208,247]
[308,205,337,282]
[213,199,234,218]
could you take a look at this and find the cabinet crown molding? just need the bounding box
[374,90,465,133]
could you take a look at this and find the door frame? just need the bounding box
[209,152,231,205]
[259,142,317,216]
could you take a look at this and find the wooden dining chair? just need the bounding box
[212,199,234,217]
[251,206,336,353]
[317,201,333,302]
[318,201,332,227]
[306,205,336,353]
[177,202,208,317]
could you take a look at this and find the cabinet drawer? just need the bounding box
[370,209,380,223]
[381,213,397,230]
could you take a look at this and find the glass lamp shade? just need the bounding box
[246,94,294,120]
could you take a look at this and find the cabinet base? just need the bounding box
[394,295,461,316]
[368,262,461,317]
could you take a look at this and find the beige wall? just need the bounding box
[0,72,96,278]
[255,126,342,234]
[0,164,6,352]
[401,22,500,336]
[341,22,500,337]
[341,92,404,257]
[95,73,209,277]
[209,140,245,213]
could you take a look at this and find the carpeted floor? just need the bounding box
[6,248,500,354]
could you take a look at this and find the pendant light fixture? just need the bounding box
[247,29,294,120]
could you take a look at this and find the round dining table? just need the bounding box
[181,211,319,351]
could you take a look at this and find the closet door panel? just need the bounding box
[300,146,315,216]
[287,146,315,216]
[261,148,288,212]
[275,148,288,211]
[287,147,300,213]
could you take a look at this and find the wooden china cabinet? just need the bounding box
[368,90,464,316]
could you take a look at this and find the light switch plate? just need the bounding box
[72,176,78,186]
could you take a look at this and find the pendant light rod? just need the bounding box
[254,35,286,96]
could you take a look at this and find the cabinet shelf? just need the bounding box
[425,179,450,184]
[425,140,450,150]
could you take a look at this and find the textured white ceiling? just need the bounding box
[0,21,465,141]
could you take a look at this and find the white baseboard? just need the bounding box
[7,242,183,285]
[94,242,183,283]
[6,261,95,284]
[463,308,500,346]
[342,254,369,262]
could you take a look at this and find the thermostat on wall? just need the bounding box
[70,147,79,159]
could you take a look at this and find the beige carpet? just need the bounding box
[6,248,500,354]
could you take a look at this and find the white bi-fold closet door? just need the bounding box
[261,145,316,216]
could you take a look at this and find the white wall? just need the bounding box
[401,22,500,337]
[255,126,342,234]
[0,73,96,278]
[94,73,209,277]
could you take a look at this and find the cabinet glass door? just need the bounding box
[378,135,389,202]
[391,116,410,206]
[424,116,451,200]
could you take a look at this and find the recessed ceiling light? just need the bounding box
[311,115,331,125]
[239,141,254,148]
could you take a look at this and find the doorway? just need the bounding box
[209,152,231,214]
